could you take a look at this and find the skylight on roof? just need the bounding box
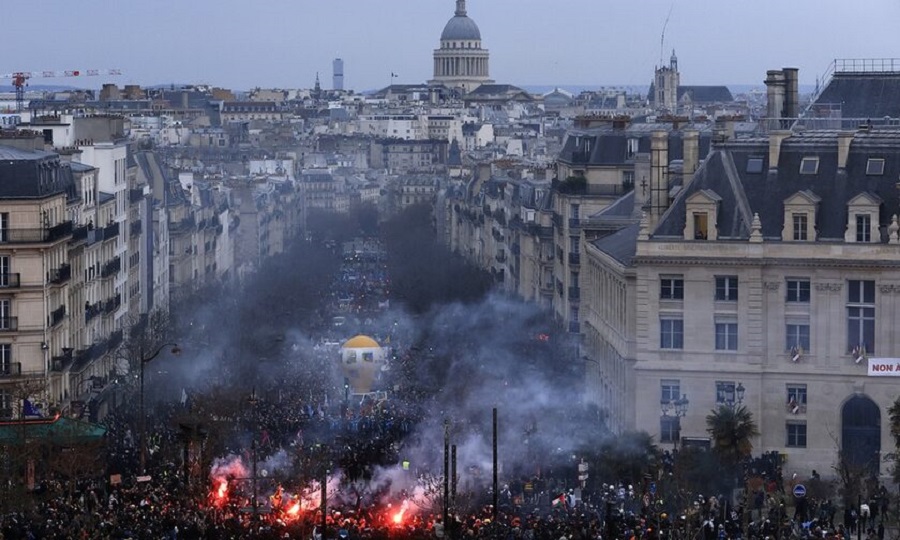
[799,157,819,175]
[866,158,885,176]
[746,157,764,174]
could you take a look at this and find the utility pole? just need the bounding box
[443,419,450,527]
[492,407,498,523]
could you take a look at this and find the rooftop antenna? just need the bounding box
[659,1,675,67]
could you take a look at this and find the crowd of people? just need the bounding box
[0,236,895,539]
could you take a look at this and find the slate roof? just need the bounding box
[813,72,900,119]
[0,145,76,199]
[677,85,734,103]
[441,14,481,41]
[591,223,640,266]
[653,130,900,241]
[557,128,712,166]
[592,190,635,219]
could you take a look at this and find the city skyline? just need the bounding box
[3,0,899,92]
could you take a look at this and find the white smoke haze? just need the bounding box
[147,232,628,511]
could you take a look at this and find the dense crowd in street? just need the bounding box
[0,236,895,539]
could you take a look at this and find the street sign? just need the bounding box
[793,484,806,498]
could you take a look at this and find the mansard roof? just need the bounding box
[652,130,900,241]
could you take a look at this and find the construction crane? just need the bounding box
[1,68,123,113]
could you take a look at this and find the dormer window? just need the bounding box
[782,190,820,242]
[683,189,721,241]
[792,214,808,240]
[856,214,872,242]
[799,157,819,175]
[866,158,885,176]
[844,192,881,243]
[746,157,764,174]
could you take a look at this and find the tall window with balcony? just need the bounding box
[0,256,9,288]
[847,280,875,353]
[0,299,11,330]
[0,344,10,375]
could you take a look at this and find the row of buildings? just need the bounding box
[444,60,900,478]
[0,113,304,421]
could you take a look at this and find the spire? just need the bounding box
[670,49,678,70]
[455,0,467,16]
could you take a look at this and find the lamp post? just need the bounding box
[716,381,744,410]
[248,388,259,522]
[661,394,689,450]
[139,342,179,474]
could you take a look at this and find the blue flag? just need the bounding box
[23,399,41,417]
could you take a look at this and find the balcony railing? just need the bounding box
[50,304,66,327]
[51,353,73,372]
[569,218,582,229]
[0,317,18,331]
[0,273,20,289]
[568,286,581,301]
[101,257,121,279]
[85,301,103,323]
[103,222,120,240]
[130,219,142,237]
[0,362,21,377]
[0,221,73,244]
[108,329,123,349]
[71,224,89,243]
[568,252,581,265]
[129,188,145,204]
[103,294,121,315]
[49,263,72,285]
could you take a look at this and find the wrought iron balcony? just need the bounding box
[103,222,120,240]
[0,362,21,377]
[0,221,73,244]
[71,224,89,243]
[129,188,145,204]
[103,294,121,315]
[50,304,66,327]
[51,352,74,372]
[85,301,103,323]
[49,263,71,285]
[101,257,121,279]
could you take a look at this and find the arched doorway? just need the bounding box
[841,395,881,477]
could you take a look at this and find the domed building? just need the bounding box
[339,335,387,396]
[429,0,494,94]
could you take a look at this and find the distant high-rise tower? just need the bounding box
[428,0,493,94]
[333,58,344,91]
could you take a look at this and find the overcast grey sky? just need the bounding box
[4,0,898,91]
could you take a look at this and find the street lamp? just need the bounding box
[248,388,260,522]
[716,381,744,410]
[661,394,689,449]
[139,342,180,474]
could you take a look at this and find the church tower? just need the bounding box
[653,49,680,113]
[429,0,494,94]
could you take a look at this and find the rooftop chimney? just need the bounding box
[765,70,786,129]
[783,68,800,120]
[768,130,792,171]
[837,131,854,170]
[682,129,700,185]
[650,131,669,226]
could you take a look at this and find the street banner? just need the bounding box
[867,358,900,376]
